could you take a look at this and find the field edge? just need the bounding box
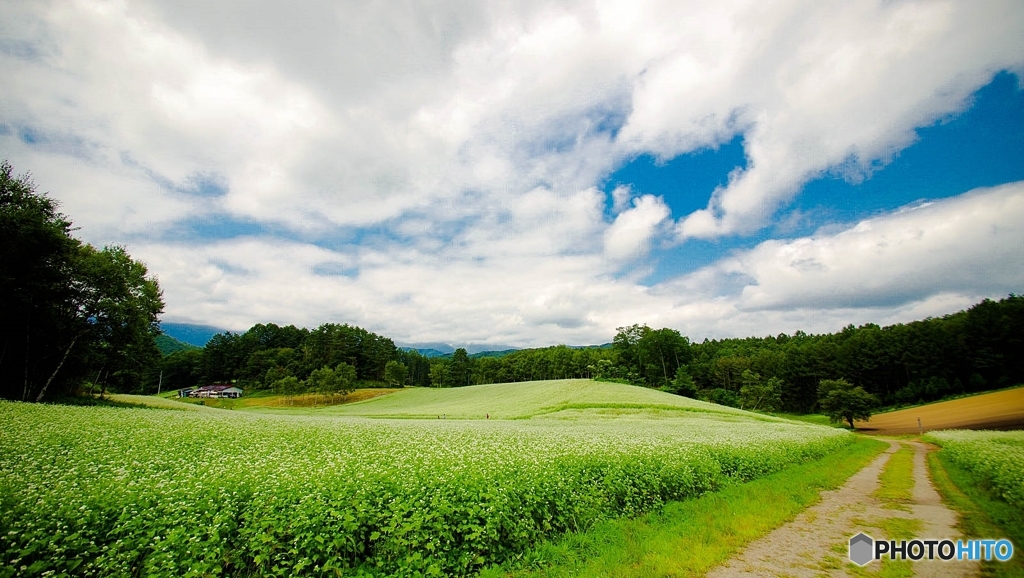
[927,449,1024,577]
[484,435,888,578]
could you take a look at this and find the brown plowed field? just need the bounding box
[854,386,1024,434]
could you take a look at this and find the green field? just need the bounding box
[282,379,764,420]
[1,380,852,577]
[926,430,1024,578]
[923,430,1024,511]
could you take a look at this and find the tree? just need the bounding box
[662,366,698,398]
[307,365,339,405]
[384,360,408,387]
[738,370,782,412]
[274,375,301,404]
[265,366,290,389]
[703,388,740,408]
[333,362,357,397]
[429,362,448,387]
[637,328,691,387]
[0,161,164,400]
[74,245,164,395]
[448,348,471,387]
[818,378,878,428]
[1,161,79,400]
[157,349,203,391]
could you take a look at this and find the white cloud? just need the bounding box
[604,194,670,261]
[139,184,1024,347]
[653,182,1024,334]
[615,1,1024,239]
[729,182,1024,311]
[3,0,1023,346]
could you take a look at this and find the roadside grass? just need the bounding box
[481,436,887,578]
[874,445,915,508]
[928,451,1024,578]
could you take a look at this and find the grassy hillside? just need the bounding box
[310,379,763,420]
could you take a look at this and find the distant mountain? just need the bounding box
[399,342,455,355]
[468,349,518,359]
[155,334,200,355]
[398,342,521,357]
[572,343,613,350]
[160,322,228,347]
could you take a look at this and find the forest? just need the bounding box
[151,294,1024,414]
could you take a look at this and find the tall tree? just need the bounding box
[74,245,164,395]
[448,348,471,387]
[384,360,408,387]
[1,161,79,400]
[0,162,163,400]
[333,362,358,396]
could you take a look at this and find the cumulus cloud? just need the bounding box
[616,1,1024,239]
[604,194,670,260]
[3,0,1022,346]
[135,183,1024,347]
[654,182,1024,333]
[729,182,1024,310]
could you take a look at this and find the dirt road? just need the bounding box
[706,441,978,577]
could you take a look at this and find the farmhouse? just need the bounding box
[184,384,244,399]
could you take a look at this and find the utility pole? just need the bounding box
[157,371,163,395]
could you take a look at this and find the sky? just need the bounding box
[2,0,1023,349]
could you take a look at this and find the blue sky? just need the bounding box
[617,70,1024,286]
[2,1,1024,347]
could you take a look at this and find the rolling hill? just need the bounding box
[315,378,771,420]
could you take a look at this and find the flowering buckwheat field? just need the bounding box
[924,429,1024,511]
[0,394,850,577]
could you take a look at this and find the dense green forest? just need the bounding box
[150,295,1024,414]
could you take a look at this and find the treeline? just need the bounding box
[154,322,404,394]
[155,294,1024,414]
[680,295,1024,412]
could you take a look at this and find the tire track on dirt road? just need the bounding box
[706,440,979,577]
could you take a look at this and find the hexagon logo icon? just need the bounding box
[849,532,874,566]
